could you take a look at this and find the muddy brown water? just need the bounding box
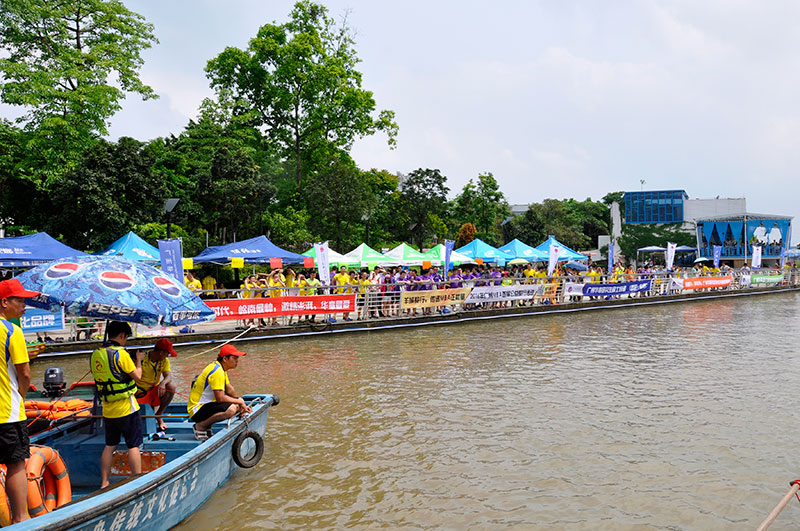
[36,293,800,529]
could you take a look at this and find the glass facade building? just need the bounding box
[623,190,688,224]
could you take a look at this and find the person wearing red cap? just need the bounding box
[186,344,252,441]
[134,338,177,432]
[0,278,40,523]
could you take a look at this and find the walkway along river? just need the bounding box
[34,290,800,529]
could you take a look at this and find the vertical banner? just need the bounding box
[158,239,184,282]
[607,243,614,274]
[751,245,762,269]
[665,242,676,271]
[712,245,722,268]
[315,241,331,286]
[548,245,561,276]
[780,247,787,268]
[444,239,455,280]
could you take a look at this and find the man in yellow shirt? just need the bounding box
[200,273,217,299]
[134,338,177,432]
[187,344,251,441]
[0,279,39,523]
[184,271,202,294]
[333,265,353,321]
[90,321,143,488]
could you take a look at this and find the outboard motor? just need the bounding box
[42,367,67,398]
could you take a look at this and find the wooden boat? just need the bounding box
[8,392,279,530]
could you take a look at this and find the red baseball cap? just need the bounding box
[220,344,247,357]
[0,278,40,299]
[154,338,177,357]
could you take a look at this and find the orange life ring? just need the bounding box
[26,446,71,517]
[0,464,11,526]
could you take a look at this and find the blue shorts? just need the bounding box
[104,411,143,448]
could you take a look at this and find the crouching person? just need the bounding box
[90,321,143,489]
[187,344,252,442]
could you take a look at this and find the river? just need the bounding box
[36,292,800,529]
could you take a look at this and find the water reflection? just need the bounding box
[31,293,800,529]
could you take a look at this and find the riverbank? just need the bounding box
[32,284,800,359]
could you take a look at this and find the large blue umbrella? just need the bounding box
[15,256,215,327]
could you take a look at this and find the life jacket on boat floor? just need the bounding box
[26,445,71,517]
[0,465,11,526]
[25,399,92,421]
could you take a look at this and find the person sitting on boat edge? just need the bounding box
[90,320,144,489]
[0,278,40,523]
[187,344,252,442]
[134,337,177,432]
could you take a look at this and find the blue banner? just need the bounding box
[781,247,787,268]
[20,306,64,332]
[713,245,722,268]
[158,239,184,282]
[583,280,652,297]
[444,239,455,280]
[607,243,614,273]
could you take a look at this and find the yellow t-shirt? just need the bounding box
[137,352,171,392]
[98,346,140,419]
[333,273,350,294]
[201,276,217,291]
[187,361,230,417]
[359,278,371,293]
[0,319,29,423]
[268,278,283,297]
[185,278,202,293]
[297,279,310,296]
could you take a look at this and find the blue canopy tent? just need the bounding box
[498,239,548,261]
[0,232,88,267]
[192,235,306,265]
[455,239,513,265]
[534,236,587,261]
[97,231,160,263]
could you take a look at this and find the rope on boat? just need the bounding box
[757,479,800,530]
[183,325,257,360]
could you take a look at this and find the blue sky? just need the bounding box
[109,1,800,242]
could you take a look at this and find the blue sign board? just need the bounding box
[158,239,184,282]
[21,306,64,332]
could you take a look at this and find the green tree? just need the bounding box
[47,137,166,250]
[303,151,368,250]
[455,222,477,248]
[0,0,157,138]
[205,0,397,197]
[452,172,509,245]
[617,223,695,262]
[262,206,315,252]
[398,168,450,250]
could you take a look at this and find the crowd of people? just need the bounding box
[181,259,799,325]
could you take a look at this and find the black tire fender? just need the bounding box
[232,429,264,468]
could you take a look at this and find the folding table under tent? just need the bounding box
[0,232,88,267]
[96,231,160,263]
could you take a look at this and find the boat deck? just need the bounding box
[32,402,236,493]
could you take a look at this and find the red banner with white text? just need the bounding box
[206,295,356,320]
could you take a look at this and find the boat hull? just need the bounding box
[12,394,276,531]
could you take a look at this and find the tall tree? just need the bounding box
[0,0,157,136]
[205,0,397,197]
[452,172,509,245]
[0,0,158,185]
[398,168,449,250]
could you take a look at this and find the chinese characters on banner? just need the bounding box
[205,294,355,320]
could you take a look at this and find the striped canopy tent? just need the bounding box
[498,239,548,261]
[302,246,359,267]
[422,244,475,266]
[384,243,429,266]
[96,231,160,263]
[342,243,398,269]
[455,238,513,265]
[534,236,587,261]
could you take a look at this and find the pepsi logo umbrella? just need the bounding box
[15,256,215,327]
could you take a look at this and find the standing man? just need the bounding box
[90,321,143,489]
[134,338,177,432]
[0,279,39,523]
[187,344,252,441]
